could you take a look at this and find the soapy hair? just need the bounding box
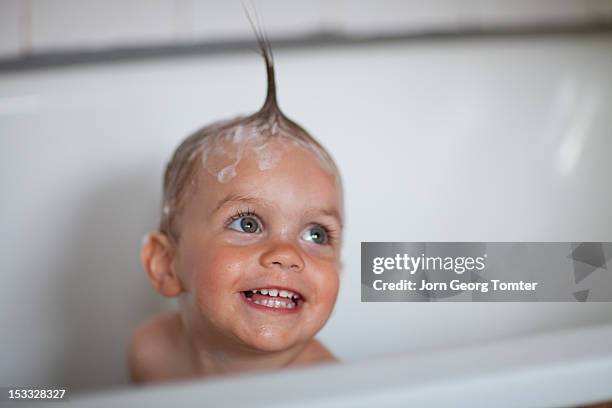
[159,15,340,241]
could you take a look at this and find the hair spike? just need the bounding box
[242,2,280,116]
[158,5,341,240]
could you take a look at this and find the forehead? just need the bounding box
[195,138,342,217]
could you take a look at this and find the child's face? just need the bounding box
[173,139,342,352]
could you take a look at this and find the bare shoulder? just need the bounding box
[310,339,338,363]
[292,339,338,367]
[127,311,184,384]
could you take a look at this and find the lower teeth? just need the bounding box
[251,299,295,309]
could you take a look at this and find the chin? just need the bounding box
[241,329,306,353]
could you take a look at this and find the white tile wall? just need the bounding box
[0,0,22,58]
[336,0,467,34]
[1,0,612,59]
[30,0,176,52]
[470,0,592,25]
[336,0,612,34]
[186,0,327,41]
[188,1,259,40]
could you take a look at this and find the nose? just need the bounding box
[259,241,305,272]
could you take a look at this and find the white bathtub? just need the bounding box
[42,323,612,407]
[1,31,612,404]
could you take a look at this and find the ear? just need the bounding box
[141,232,183,297]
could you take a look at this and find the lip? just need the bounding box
[240,287,304,314]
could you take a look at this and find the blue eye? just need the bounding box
[228,215,261,233]
[301,225,328,245]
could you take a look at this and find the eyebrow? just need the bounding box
[210,193,263,216]
[303,207,344,228]
[211,192,343,226]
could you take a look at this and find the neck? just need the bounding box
[178,313,310,377]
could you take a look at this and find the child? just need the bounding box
[128,29,344,384]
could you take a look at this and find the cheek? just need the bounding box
[310,260,340,308]
[188,245,254,298]
[301,241,337,261]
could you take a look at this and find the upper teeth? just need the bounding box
[252,288,300,299]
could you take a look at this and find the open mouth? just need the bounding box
[242,287,303,311]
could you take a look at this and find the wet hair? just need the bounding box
[159,16,340,241]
